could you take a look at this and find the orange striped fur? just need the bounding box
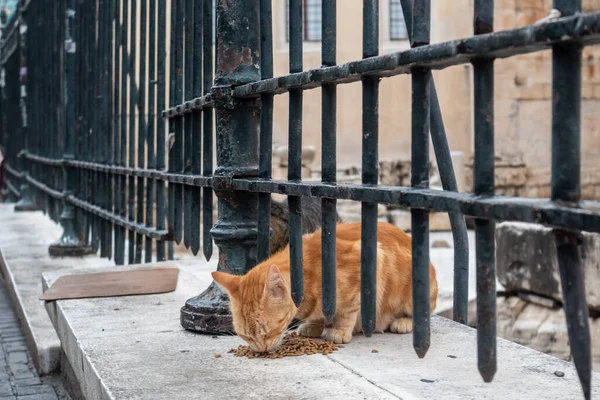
[212,221,438,352]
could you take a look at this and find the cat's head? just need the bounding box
[212,265,296,352]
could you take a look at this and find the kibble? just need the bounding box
[228,332,341,359]
[214,354,222,358]
[371,349,379,353]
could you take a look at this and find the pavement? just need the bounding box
[0,277,69,400]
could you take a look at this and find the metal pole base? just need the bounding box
[48,240,96,258]
[48,195,95,258]
[14,197,38,212]
[14,184,39,212]
[180,281,234,334]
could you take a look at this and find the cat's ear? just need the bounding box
[212,271,240,297]
[264,264,287,300]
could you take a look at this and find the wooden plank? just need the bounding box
[40,267,179,301]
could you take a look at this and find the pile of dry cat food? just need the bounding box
[228,332,342,359]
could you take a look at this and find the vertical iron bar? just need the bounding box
[117,0,129,265]
[112,0,120,262]
[103,0,112,260]
[189,0,203,256]
[102,0,112,259]
[136,0,148,263]
[411,68,431,358]
[84,0,92,244]
[473,0,496,384]
[321,0,337,321]
[399,0,469,325]
[183,0,194,250]
[98,0,107,258]
[107,0,116,259]
[288,0,304,307]
[172,0,184,246]
[257,0,274,263]
[74,0,83,241]
[156,0,167,261]
[128,0,137,264]
[94,0,101,252]
[551,1,590,398]
[168,0,177,252]
[411,0,431,360]
[90,0,99,254]
[201,0,214,262]
[360,0,379,337]
[146,0,157,262]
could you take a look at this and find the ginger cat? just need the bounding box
[212,221,438,353]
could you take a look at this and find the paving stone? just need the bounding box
[0,383,12,397]
[15,385,55,396]
[17,394,58,400]
[13,377,42,387]
[6,352,27,365]
[4,344,27,354]
[2,337,25,343]
[0,331,21,339]
[0,396,16,400]
[8,365,35,381]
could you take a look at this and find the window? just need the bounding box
[285,0,322,42]
[389,0,409,41]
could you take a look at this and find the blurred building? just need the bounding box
[268,0,600,200]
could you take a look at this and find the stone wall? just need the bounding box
[495,222,600,372]
[492,0,600,200]
[494,295,600,372]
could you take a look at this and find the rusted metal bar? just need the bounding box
[410,0,432,360]
[116,0,128,265]
[145,0,157,262]
[257,0,274,263]
[552,1,591,399]
[321,0,337,322]
[183,0,194,250]
[233,12,600,98]
[135,0,148,263]
[288,0,304,307]
[172,0,184,246]
[360,0,379,338]
[127,0,137,264]
[473,0,497,384]
[188,0,203,256]
[156,0,167,261]
[201,0,214,263]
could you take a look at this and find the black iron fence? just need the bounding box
[0,0,598,398]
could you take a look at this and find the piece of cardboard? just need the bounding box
[40,267,179,301]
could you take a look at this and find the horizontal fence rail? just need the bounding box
[0,0,596,398]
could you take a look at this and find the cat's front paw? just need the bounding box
[323,328,353,344]
[298,322,324,338]
[389,317,413,334]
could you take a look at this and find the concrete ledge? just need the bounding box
[43,262,599,400]
[3,204,597,399]
[0,205,113,375]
